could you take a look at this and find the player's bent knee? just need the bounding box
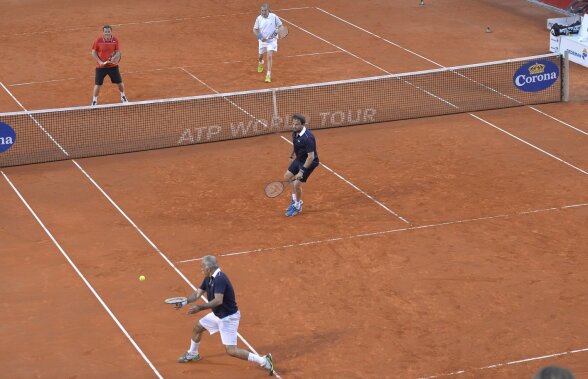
[225,345,239,356]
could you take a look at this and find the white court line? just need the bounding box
[0,82,279,379]
[470,114,588,175]
[309,10,588,377]
[279,16,458,109]
[1,171,163,379]
[316,7,588,136]
[528,106,588,136]
[279,135,411,224]
[9,77,81,87]
[179,67,263,125]
[178,67,410,225]
[287,50,342,58]
[217,50,342,65]
[0,7,312,38]
[7,51,342,87]
[311,8,587,175]
[175,202,588,264]
[0,81,69,156]
[70,159,281,378]
[419,346,588,379]
[315,7,444,68]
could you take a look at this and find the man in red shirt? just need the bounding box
[91,25,127,106]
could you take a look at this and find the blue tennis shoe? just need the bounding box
[286,201,303,217]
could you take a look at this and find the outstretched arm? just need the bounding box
[187,288,204,304]
[187,293,224,314]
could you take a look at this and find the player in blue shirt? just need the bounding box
[175,255,274,375]
[284,114,320,217]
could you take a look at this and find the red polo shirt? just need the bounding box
[92,36,120,68]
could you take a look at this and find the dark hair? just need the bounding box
[103,24,112,31]
[534,366,575,379]
[292,114,306,125]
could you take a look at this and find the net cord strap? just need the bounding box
[0,52,560,118]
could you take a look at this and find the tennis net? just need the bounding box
[0,53,566,168]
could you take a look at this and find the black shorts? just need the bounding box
[95,66,123,85]
[288,159,319,182]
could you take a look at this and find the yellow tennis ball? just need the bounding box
[139,275,146,282]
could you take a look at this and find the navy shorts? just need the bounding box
[95,66,122,85]
[288,160,319,182]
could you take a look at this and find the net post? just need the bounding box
[562,51,569,102]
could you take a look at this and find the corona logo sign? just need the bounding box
[513,60,559,92]
[0,122,16,154]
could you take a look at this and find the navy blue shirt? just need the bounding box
[199,270,238,319]
[292,127,319,163]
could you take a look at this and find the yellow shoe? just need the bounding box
[265,75,271,83]
[257,61,264,73]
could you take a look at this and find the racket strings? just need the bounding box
[264,181,285,197]
[165,296,187,304]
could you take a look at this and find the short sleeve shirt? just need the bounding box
[292,127,319,163]
[199,269,239,319]
[253,13,282,41]
[92,36,120,68]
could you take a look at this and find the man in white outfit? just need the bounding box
[253,3,283,83]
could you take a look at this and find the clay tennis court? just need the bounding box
[1,1,587,378]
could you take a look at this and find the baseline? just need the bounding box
[0,7,313,38]
[419,346,588,379]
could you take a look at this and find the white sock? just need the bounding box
[248,352,265,365]
[188,339,199,355]
[267,71,271,76]
[120,92,126,98]
[92,96,97,102]
[292,194,297,202]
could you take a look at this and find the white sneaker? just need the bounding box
[121,95,128,103]
[91,100,97,106]
[262,353,274,375]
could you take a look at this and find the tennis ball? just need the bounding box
[139,275,146,282]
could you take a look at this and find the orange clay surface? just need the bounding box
[1,1,587,378]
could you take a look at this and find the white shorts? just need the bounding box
[199,311,241,346]
[258,39,278,55]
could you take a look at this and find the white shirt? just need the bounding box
[254,13,282,41]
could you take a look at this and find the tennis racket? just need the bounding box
[264,178,298,198]
[164,296,188,308]
[258,26,289,41]
[276,25,288,39]
[270,25,288,40]
[106,51,121,65]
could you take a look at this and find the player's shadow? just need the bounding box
[253,328,343,375]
